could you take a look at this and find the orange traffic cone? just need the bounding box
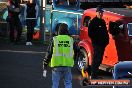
[33,31,40,40]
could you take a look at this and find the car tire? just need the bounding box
[77,48,89,71]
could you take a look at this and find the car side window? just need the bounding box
[83,16,91,27]
[109,21,120,36]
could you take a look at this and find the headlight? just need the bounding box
[127,23,132,36]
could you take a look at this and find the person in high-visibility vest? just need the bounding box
[44,23,79,88]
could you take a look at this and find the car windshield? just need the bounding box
[56,0,77,8]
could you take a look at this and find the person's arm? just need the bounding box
[88,20,94,39]
[18,4,22,13]
[24,4,27,20]
[45,41,53,61]
[35,4,39,19]
[88,19,97,41]
[73,41,80,60]
[44,39,53,66]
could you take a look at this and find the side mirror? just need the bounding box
[83,16,91,27]
[109,22,124,36]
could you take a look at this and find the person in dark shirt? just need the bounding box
[25,0,38,45]
[88,5,109,79]
[7,0,22,43]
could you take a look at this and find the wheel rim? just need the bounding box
[77,51,87,70]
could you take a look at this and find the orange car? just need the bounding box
[77,8,132,72]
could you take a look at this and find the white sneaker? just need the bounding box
[26,42,30,45]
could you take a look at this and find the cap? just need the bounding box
[96,5,104,12]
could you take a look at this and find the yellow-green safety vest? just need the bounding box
[49,35,74,67]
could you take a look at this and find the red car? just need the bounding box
[77,8,132,72]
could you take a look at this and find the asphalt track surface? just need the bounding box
[0,39,113,88]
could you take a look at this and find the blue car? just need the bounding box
[45,0,83,35]
[113,61,132,88]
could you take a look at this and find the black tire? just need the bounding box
[77,48,89,71]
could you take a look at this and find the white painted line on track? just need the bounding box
[0,50,46,54]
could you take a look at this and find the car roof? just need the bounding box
[104,8,132,17]
[114,61,132,69]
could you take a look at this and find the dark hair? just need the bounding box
[52,23,61,36]
[58,23,69,35]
